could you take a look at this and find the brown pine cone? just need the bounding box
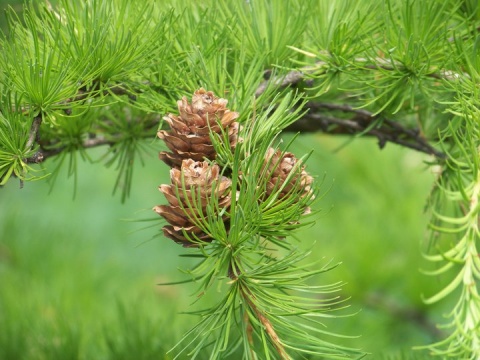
[158,88,240,167]
[153,159,232,247]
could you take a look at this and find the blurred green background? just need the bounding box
[1,132,443,359]
[0,1,447,359]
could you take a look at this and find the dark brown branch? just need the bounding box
[287,102,445,158]
[254,59,447,158]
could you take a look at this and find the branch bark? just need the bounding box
[288,102,445,158]
[24,100,444,165]
[253,56,456,159]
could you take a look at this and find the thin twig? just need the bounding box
[255,57,463,97]
[255,70,304,97]
[24,112,159,165]
[228,261,289,359]
[240,286,290,360]
[70,82,138,103]
[25,136,116,164]
[19,115,44,187]
[25,115,42,151]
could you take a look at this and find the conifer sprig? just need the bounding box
[153,89,362,359]
[418,84,480,358]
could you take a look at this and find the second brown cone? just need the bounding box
[153,159,232,247]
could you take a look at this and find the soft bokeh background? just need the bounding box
[0,2,449,359]
[1,131,444,359]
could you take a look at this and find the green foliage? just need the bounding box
[417,84,480,358]
[2,0,480,358]
[0,92,43,184]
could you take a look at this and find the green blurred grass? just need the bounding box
[0,145,191,359]
[0,134,441,359]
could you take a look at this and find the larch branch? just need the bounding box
[287,102,445,158]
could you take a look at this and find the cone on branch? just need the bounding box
[153,159,232,247]
[158,88,240,167]
[263,147,314,213]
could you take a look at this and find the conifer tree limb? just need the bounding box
[288,102,445,158]
[22,101,443,166]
